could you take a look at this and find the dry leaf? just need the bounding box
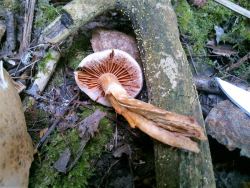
[206,44,238,57]
[12,80,26,93]
[113,144,132,158]
[78,109,106,138]
[39,128,48,138]
[54,148,71,173]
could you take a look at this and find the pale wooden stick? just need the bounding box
[215,0,250,18]
[19,0,36,53]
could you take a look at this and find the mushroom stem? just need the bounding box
[99,73,205,152]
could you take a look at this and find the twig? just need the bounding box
[19,0,36,54]
[98,160,120,188]
[11,59,40,76]
[66,138,89,172]
[184,42,198,75]
[215,0,250,18]
[35,93,79,150]
[227,53,250,72]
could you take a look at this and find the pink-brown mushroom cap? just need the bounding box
[74,49,143,106]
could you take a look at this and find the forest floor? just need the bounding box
[0,0,249,187]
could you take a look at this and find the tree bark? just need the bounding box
[39,0,216,187]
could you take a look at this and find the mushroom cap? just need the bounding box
[91,29,140,61]
[75,49,143,106]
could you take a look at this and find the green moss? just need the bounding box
[232,62,250,81]
[38,51,55,73]
[174,0,249,54]
[35,0,61,29]
[1,0,20,11]
[65,36,92,69]
[44,62,64,90]
[29,109,113,188]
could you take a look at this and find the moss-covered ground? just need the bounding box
[27,6,114,186]
[25,0,249,187]
[29,111,113,188]
[174,0,249,54]
[174,0,249,79]
[35,0,62,29]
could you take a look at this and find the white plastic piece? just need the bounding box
[216,77,250,117]
[0,61,8,90]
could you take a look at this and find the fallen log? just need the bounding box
[19,0,36,54]
[38,0,215,187]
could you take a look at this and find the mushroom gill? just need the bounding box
[75,49,206,152]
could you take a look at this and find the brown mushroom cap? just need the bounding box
[91,29,140,60]
[74,49,143,106]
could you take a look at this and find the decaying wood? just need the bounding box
[12,80,26,93]
[19,0,36,54]
[0,62,33,187]
[227,52,250,72]
[38,0,215,187]
[205,100,250,158]
[3,10,16,55]
[194,76,221,94]
[215,0,250,18]
[28,49,60,95]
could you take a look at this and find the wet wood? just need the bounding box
[19,0,36,54]
[38,0,215,187]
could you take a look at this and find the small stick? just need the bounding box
[35,93,78,150]
[185,43,198,75]
[66,139,89,172]
[214,0,250,18]
[98,160,120,188]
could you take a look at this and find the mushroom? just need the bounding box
[75,49,206,152]
[91,28,140,61]
[0,61,33,187]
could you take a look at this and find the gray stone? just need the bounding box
[205,100,250,157]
